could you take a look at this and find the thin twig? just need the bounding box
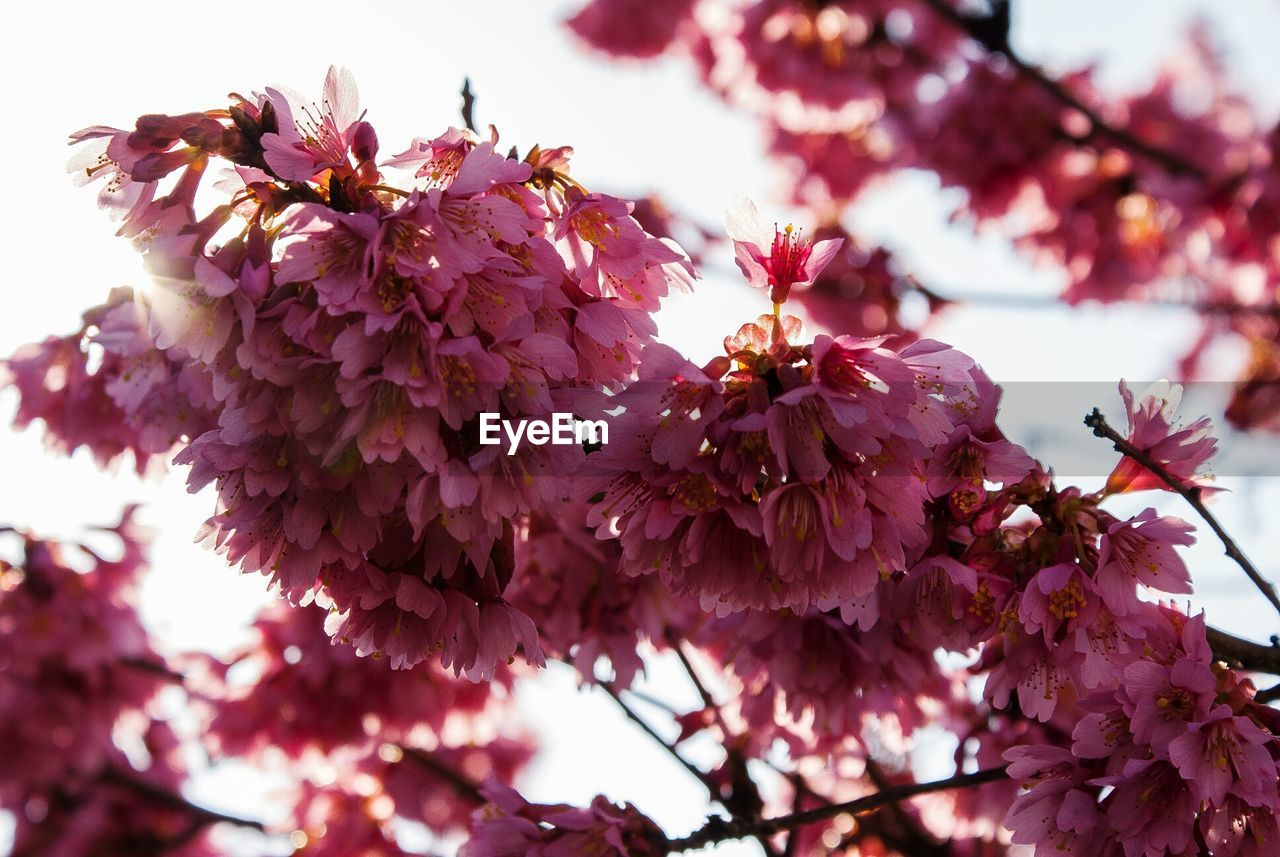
[460,78,478,133]
[1084,407,1280,618]
[669,643,778,856]
[598,681,719,797]
[917,0,1208,179]
[666,767,1008,851]
[400,745,485,805]
[119,657,187,683]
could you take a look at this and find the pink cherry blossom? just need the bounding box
[725,197,843,305]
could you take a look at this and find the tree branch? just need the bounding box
[666,767,1008,852]
[119,657,187,683]
[1204,625,1280,676]
[1256,682,1280,704]
[1084,407,1280,618]
[669,643,778,856]
[918,0,1208,180]
[100,766,266,832]
[399,745,485,805]
[598,681,720,798]
[857,759,952,857]
[460,78,478,133]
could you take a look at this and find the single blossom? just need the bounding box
[725,197,842,305]
[1106,380,1219,494]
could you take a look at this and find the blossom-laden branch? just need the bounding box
[15,62,1280,856]
[918,0,1208,179]
[1085,406,1280,618]
[666,767,1009,852]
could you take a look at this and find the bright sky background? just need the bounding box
[2,1,1279,854]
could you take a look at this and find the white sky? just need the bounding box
[2,1,1279,854]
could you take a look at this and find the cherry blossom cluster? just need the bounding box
[0,510,217,855]
[7,61,1280,857]
[198,604,533,845]
[20,67,698,678]
[0,513,547,855]
[3,286,217,471]
[1006,610,1279,856]
[564,0,1280,433]
[584,201,1035,616]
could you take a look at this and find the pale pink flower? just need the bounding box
[1095,509,1195,616]
[1106,380,1219,495]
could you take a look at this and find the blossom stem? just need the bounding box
[368,183,410,198]
[1084,407,1280,619]
[918,0,1208,180]
[666,766,1009,851]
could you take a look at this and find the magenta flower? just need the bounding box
[566,0,696,59]
[1018,562,1099,643]
[557,187,695,312]
[725,197,842,305]
[1099,758,1199,856]
[1169,704,1277,808]
[1004,746,1106,856]
[461,780,666,856]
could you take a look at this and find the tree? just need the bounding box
[2,2,1279,852]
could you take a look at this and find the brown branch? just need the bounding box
[1256,682,1280,704]
[100,766,266,832]
[857,760,952,857]
[1084,407,1280,618]
[460,78,478,133]
[669,643,778,856]
[119,657,187,683]
[400,745,485,805]
[666,767,1008,852]
[918,0,1208,180]
[1204,625,1280,675]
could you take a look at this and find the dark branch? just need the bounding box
[101,766,266,832]
[400,745,485,805]
[119,657,187,683]
[669,643,777,856]
[858,759,952,856]
[1204,625,1280,676]
[1256,682,1280,704]
[460,78,478,133]
[1084,407,1280,618]
[918,0,1208,179]
[666,767,1009,851]
[598,681,720,797]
